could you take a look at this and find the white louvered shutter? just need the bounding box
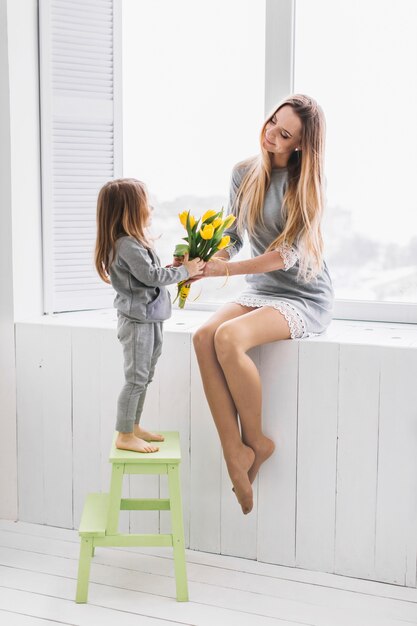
[39,0,122,313]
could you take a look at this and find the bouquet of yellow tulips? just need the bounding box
[173,208,236,308]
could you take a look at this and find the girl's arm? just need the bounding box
[118,237,191,286]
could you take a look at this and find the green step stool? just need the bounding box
[75,430,188,603]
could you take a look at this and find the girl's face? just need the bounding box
[262,105,302,159]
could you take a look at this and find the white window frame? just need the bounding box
[178,0,417,325]
[37,0,416,324]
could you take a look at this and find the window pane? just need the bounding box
[295,0,417,303]
[123,0,265,304]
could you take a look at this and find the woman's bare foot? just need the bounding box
[247,436,275,483]
[133,424,165,442]
[232,435,275,491]
[225,443,256,515]
[116,432,159,453]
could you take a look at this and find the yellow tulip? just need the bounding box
[200,224,215,240]
[178,211,196,228]
[222,214,236,229]
[217,235,230,250]
[212,217,223,229]
[201,209,217,223]
[179,282,191,308]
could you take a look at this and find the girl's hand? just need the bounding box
[171,255,184,267]
[202,258,229,278]
[183,252,205,278]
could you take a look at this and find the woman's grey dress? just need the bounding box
[223,163,334,339]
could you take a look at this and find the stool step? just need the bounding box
[120,498,170,510]
[109,431,182,464]
[79,493,109,537]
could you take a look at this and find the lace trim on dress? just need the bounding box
[233,295,307,339]
[276,242,299,271]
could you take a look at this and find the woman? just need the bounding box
[193,94,334,515]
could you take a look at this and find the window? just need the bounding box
[122,0,266,304]
[294,0,417,306]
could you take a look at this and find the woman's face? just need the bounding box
[262,105,302,159]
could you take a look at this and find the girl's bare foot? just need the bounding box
[232,435,275,491]
[225,443,255,515]
[133,424,165,442]
[116,432,159,453]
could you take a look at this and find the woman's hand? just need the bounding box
[202,258,229,278]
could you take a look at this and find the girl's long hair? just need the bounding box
[94,177,153,284]
[234,94,326,282]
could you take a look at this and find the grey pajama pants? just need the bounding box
[116,312,163,433]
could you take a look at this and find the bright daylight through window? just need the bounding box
[123,0,417,308]
[295,0,417,304]
[122,0,265,304]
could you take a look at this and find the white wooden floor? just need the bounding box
[0,521,417,626]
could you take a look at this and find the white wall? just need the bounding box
[0,0,43,519]
[0,0,17,520]
[14,312,417,588]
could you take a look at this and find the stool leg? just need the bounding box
[107,463,124,534]
[167,464,189,601]
[75,537,94,603]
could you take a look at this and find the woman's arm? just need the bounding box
[204,249,285,277]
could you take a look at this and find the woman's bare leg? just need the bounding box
[193,303,256,514]
[214,306,291,484]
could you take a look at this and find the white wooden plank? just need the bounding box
[0,552,414,626]
[220,346,259,559]
[375,346,417,586]
[15,324,45,524]
[2,520,417,603]
[41,325,73,528]
[296,342,339,572]
[335,344,381,579]
[5,535,417,623]
[189,344,222,553]
[159,332,192,547]
[0,588,179,626]
[98,328,129,533]
[0,611,74,626]
[257,339,299,566]
[72,327,102,527]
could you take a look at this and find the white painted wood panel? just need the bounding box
[98,328,130,533]
[189,345,222,553]
[42,325,73,528]
[72,327,102,527]
[159,332,192,547]
[375,346,417,586]
[14,315,417,588]
[257,339,299,566]
[335,344,381,579]
[296,341,339,572]
[15,325,45,524]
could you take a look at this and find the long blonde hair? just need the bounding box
[94,178,153,284]
[234,94,326,282]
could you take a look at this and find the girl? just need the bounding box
[193,94,334,514]
[95,178,205,453]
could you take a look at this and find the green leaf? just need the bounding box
[174,244,189,257]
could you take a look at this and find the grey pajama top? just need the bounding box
[223,163,335,338]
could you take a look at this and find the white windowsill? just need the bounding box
[15,308,417,348]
